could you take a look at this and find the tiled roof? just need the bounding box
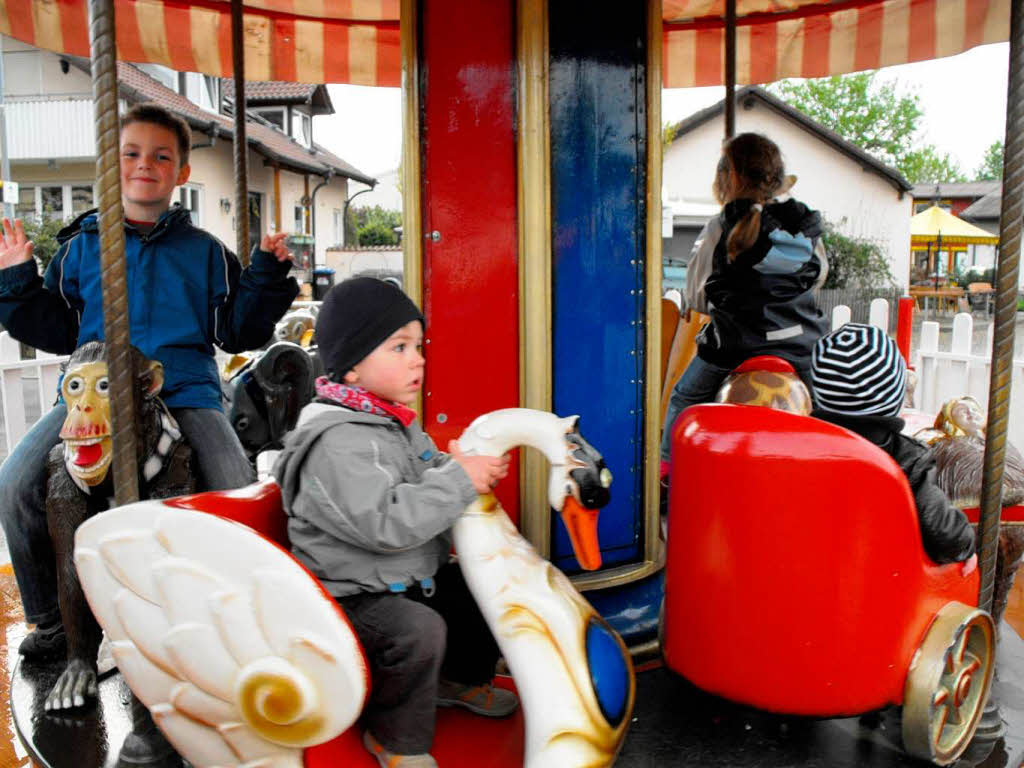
[669,86,911,194]
[115,63,371,184]
[962,189,1001,221]
[910,181,1001,200]
[221,79,334,115]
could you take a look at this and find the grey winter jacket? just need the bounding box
[273,403,478,597]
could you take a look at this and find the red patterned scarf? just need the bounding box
[314,377,417,427]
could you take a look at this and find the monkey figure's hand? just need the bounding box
[44,657,98,711]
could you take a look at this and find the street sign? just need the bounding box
[1,179,18,204]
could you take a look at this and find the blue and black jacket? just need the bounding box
[699,197,828,371]
[0,205,299,410]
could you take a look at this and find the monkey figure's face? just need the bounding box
[59,361,114,487]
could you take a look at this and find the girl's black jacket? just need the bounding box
[699,197,828,370]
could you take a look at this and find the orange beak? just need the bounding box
[561,496,602,571]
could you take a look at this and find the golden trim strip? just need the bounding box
[517,0,552,557]
[400,0,423,411]
[572,544,666,592]
[643,0,665,567]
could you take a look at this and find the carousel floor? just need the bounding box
[2,565,1023,768]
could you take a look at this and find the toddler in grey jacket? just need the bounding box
[273,277,515,768]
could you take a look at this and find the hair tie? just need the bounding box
[751,203,763,212]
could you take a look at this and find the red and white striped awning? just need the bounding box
[0,0,401,86]
[664,0,1010,87]
[0,0,1009,88]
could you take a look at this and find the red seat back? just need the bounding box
[662,404,978,716]
[163,480,288,547]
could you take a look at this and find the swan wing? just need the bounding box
[74,501,368,768]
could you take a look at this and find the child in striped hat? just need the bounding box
[811,323,975,564]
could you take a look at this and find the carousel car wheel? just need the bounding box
[902,601,995,766]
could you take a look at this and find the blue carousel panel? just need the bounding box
[549,0,647,572]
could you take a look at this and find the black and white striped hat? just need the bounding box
[811,323,906,417]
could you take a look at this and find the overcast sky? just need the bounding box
[315,42,1009,184]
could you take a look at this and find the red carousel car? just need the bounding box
[661,386,994,766]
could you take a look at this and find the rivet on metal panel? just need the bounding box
[437,413,447,423]
[427,230,441,242]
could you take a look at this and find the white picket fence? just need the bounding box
[832,298,1024,447]
[0,331,68,455]
[2,298,1022,457]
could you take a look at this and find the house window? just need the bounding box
[332,208,342,246]
[179,185,203,226]
[915,199,952,213]
[294,205,309,234]
[12,183,95,221]
[15,186,35,220]
[291,111,312,148]
[255,108,286,131]
[183,72,220,113]
[71,185,94,217]
[40,186,63,219]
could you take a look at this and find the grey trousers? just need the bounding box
[337,563,500,754]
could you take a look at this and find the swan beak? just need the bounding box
[561,496,602,571]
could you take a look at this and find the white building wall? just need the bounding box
[663,104,913,289]
[185,142,349,268]
[2,36,92,97]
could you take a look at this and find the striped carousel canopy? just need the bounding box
[0,0,1010,87]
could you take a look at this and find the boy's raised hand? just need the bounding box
[260,231,293,263]
[0,219,34,270]
[448,440,511,495]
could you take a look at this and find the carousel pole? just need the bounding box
[232,0,251,266]
[89,0,139,506]
[977,0,1022,616]
[724,0,736,139]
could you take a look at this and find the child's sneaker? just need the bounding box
[362,731,437,768]
[436,679,519,717]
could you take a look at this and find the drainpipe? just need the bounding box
[309,169,334,271]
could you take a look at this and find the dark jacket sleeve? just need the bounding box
[898,436,977,564]
[0,242,81,354]
[214,245,300,353]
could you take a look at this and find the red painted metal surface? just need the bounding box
[897,296,914,366]
[305,676,524,767]
[662,404,979,716]
[420,0,520,523]
[732,355,795,374]
[163,480,288,546]
[963,505,1024,523]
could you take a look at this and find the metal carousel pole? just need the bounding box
[978,0,1022,618]
[724,0,736,140]
[974,0,1022,741]
[89,0,139,506]
[232,0,251,266]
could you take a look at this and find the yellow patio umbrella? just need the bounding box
[910,205,999,282]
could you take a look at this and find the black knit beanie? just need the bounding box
[315,278,424,380]
[811,323,906,417]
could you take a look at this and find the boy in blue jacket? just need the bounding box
[0,103,298,659]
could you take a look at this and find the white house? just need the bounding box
[663,86,914,291]
[1,35,376,285]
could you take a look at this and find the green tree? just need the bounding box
[974,140,1003,181]
[770,72,964,183]
[900,146,966,184]
[820,223,895,291]
[352,205,401,247]
[22,216,64,273]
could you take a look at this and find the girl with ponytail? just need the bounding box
[662,132,829,465]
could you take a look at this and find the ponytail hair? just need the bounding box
[720,133,786,262]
